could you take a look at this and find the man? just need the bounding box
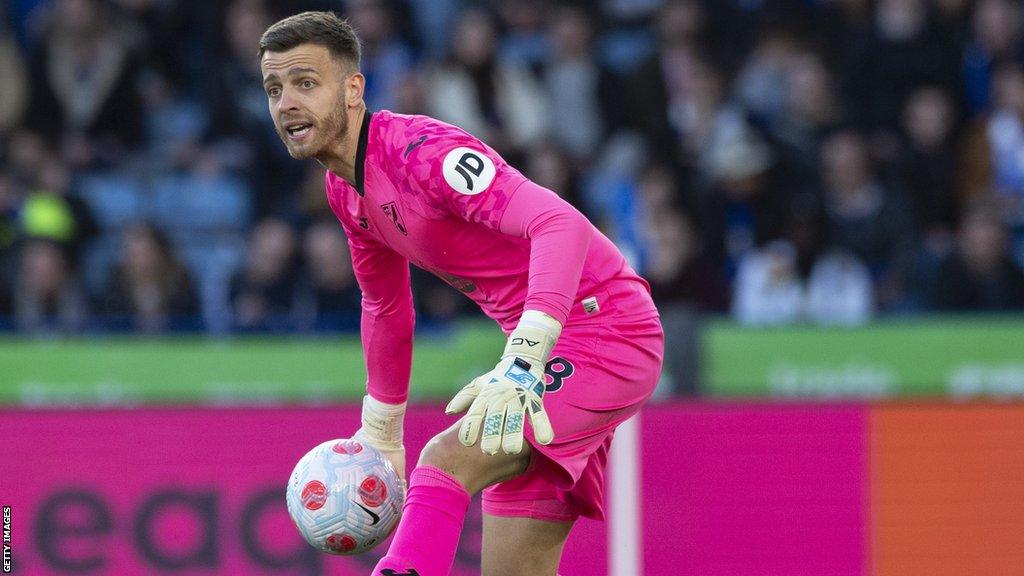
[259,12,663,576]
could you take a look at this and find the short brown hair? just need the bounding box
[258,11,361,70]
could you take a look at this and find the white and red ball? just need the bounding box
[286,438,403,555]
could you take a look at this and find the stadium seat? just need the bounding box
[76,172,147,230]
[153,175,252,233]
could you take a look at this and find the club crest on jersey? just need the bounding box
[442,147,496,195]
[380,202,407,235]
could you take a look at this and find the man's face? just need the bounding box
[261,44,349,159]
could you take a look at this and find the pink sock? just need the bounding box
[373,465,471,576]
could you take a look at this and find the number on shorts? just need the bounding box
[544,356,575,393]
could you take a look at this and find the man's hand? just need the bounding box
[352,395,407,494]
[445,311,561,455]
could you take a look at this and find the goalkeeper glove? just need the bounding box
[445,310,560,455]
[352,395,407,494]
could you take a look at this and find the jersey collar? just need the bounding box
[354,109,372,197]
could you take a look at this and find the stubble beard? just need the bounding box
[284,99,349,161]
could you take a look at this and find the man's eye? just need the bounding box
[267,87,281,98]
[301,80,316,89]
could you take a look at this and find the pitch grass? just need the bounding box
[0,321,504,406]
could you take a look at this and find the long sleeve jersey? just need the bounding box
[325,110,657,403]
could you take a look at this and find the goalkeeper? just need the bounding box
[260,12,663,576]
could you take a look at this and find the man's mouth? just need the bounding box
[284,122,314,140]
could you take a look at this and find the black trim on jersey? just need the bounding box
[354,109,372,197]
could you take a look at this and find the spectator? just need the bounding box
[732,170,874,330]
[645,208,729,313]
[296,220,361,331]
[892,86,962,245]
[137,72,209,174]
[95,222,201,332]
[644,207,727,396]
[4,129,50,189]
[806,0,874,68]
[733,237,874,327]
[933,201,1024,310]
[496,0,549,70]
[13,238,88,333]
[229,217,301,331]
[25,0,145,168]
[840,0,961,154]
[0,26,28,135]
[692,115,790,274]
[819,129,917,301]
[632,163,688,264]
[16,160,98,265]
[962,0,1024,114]
[961,62,1024,264]
[767,49,843,188]
[390,65,428,115]
[406,0,461,59]
[426,7,548,162]
[108,0,194,91]
[703,0,814,72]
[9,0,1024,340]
[732,27,802,126]
[346,0,416,113]
[297,164,333,223]
[987,65,1024,197]
[933,0,974,39]
[732,240,804,325]
[622,0,714,165]
[0,173,22,318]
[804,249,874,325]
[522,143,588,217]
[208,0,304,218]
[541,5,619,162]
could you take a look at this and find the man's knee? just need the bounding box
[418,426,530,494]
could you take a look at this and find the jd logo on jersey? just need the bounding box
[442,147,496,195]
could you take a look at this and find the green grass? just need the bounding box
[0,322,505,405]
[3,316,1022,405]
[705,316,1024,397]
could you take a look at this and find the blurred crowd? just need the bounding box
[2,0,1024,338]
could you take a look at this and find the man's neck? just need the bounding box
[319,105,366,185]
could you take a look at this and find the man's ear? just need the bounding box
[345,72,366,108]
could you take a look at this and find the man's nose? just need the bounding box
[278,88,299,112]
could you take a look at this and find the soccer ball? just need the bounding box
[286,438,403,555]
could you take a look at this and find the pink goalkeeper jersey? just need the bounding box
[325,110,657,403]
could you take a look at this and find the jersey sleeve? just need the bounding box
[496,180,593,324]
[326,175,414,404]
[402,128,592,324]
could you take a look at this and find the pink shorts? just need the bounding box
[482,308,663,522]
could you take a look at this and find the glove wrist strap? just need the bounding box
[503,310,562,367]
[361,395,406,444]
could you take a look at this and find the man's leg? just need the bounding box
[373,421,531,576]
[481,514,572,576]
